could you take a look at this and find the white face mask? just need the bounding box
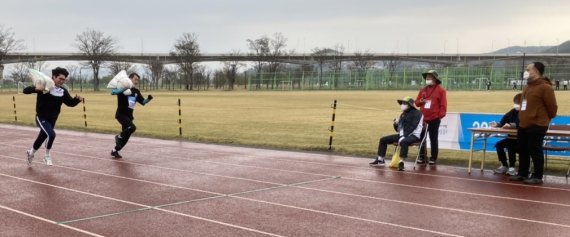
[513,104,521,111]
[426,79,434,85]
[523,71,530,80]
[400,104,409,111]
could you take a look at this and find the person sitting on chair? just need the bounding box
[491,93,521,176]
[370,96,424,171]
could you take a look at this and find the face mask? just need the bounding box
[400,104,409,111]
[523,71,530,80]
[513,104,521,111]
[426,80,434,85]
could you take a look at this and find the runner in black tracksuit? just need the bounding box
[110,73,153,158]
[23,67,82,166]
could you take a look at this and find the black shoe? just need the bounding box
[509,175,525,181]
[428,158,436,165]
[111,150,122,159]
[398,162,404,171]
[369,159,385,166]
[416,158,426,164]
[523,178,543,185]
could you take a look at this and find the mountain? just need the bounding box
[492,39,570,54]
[492,46,552,54]
[541,40,570,53]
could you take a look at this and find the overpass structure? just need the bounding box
[3,52,570,66]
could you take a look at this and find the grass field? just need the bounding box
[1,90,569,173]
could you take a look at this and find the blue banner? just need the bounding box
[458,113,570,157]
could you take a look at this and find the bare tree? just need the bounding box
[382,55,402,86]
[74,29,118,91]
[66,64,79,91]
[351,49,375,71]
[311,47,330,88]
[223,50,245,90]
[267,33,288,89]
[9,63,28,85]
[145,60,164,90]
[330,44,344,73]
[0,25,25,80]
[161,65,178,90]
[246,36,270,89]
[108,61,135,76]
[170,33,200,90]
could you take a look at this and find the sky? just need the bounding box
[2,0,570,55]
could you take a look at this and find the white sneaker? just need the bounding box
[44,155,53,166]
[493,165,508,174]
[506,167,517,176]
[26,150,34,166]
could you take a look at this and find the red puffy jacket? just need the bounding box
[415,85,447,122]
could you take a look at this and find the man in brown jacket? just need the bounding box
[510,62,557,184]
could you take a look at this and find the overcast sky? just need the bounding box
[2,0,570,55]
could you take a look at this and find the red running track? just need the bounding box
[1,124,570,237]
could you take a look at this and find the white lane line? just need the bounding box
[4,145,570,235]
[232,196,463,237]
[62,177,340,225]
[3,153,570,230]
[0,170,457,237]
[289,185,570,229]
[0,172,284,237]
[14,132,570,193]
[0,203,104,237]
[4,144,289,186]
[0,154,225,196]
[340,176,570,208]
[2,143,570,210]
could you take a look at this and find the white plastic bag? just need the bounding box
[107,70,133,90]
[28,69,54,94]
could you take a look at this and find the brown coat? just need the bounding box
[519,77,557,128]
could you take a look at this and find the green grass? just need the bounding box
[2,90,569,174]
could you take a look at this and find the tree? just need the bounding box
[108,61,135,76]
[223,50,245,90]
[9,63,28,85]
[351,49,375,71]
[170,32,201,90]
[145,60,163,90]
[382,55,402,87]
[351,49,375,87]
[0,25,25,81]
[246,35,270,89]
[267,33,288,88]
[311,47,328,88]
[161,65,179,90]
[66,64,79,91]
[74,29,118,91]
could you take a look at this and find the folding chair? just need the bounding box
[391,124,429,170]
[542,125,570,177]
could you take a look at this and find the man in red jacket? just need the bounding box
[415,70,447,165]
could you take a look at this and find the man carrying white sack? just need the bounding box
[110,72,153,158]
[23,67,83,166]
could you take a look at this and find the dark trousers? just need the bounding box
[115,114,137,151]
[517,126,548,179]
[33,116,57,150]
[420,119,441,160]
[495,138,517,167]
[377,134,420,159]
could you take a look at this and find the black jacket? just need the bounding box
[393,107,423,138]
[23,86,81,120]
[499,108,519,128]
[115,87,145,120]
